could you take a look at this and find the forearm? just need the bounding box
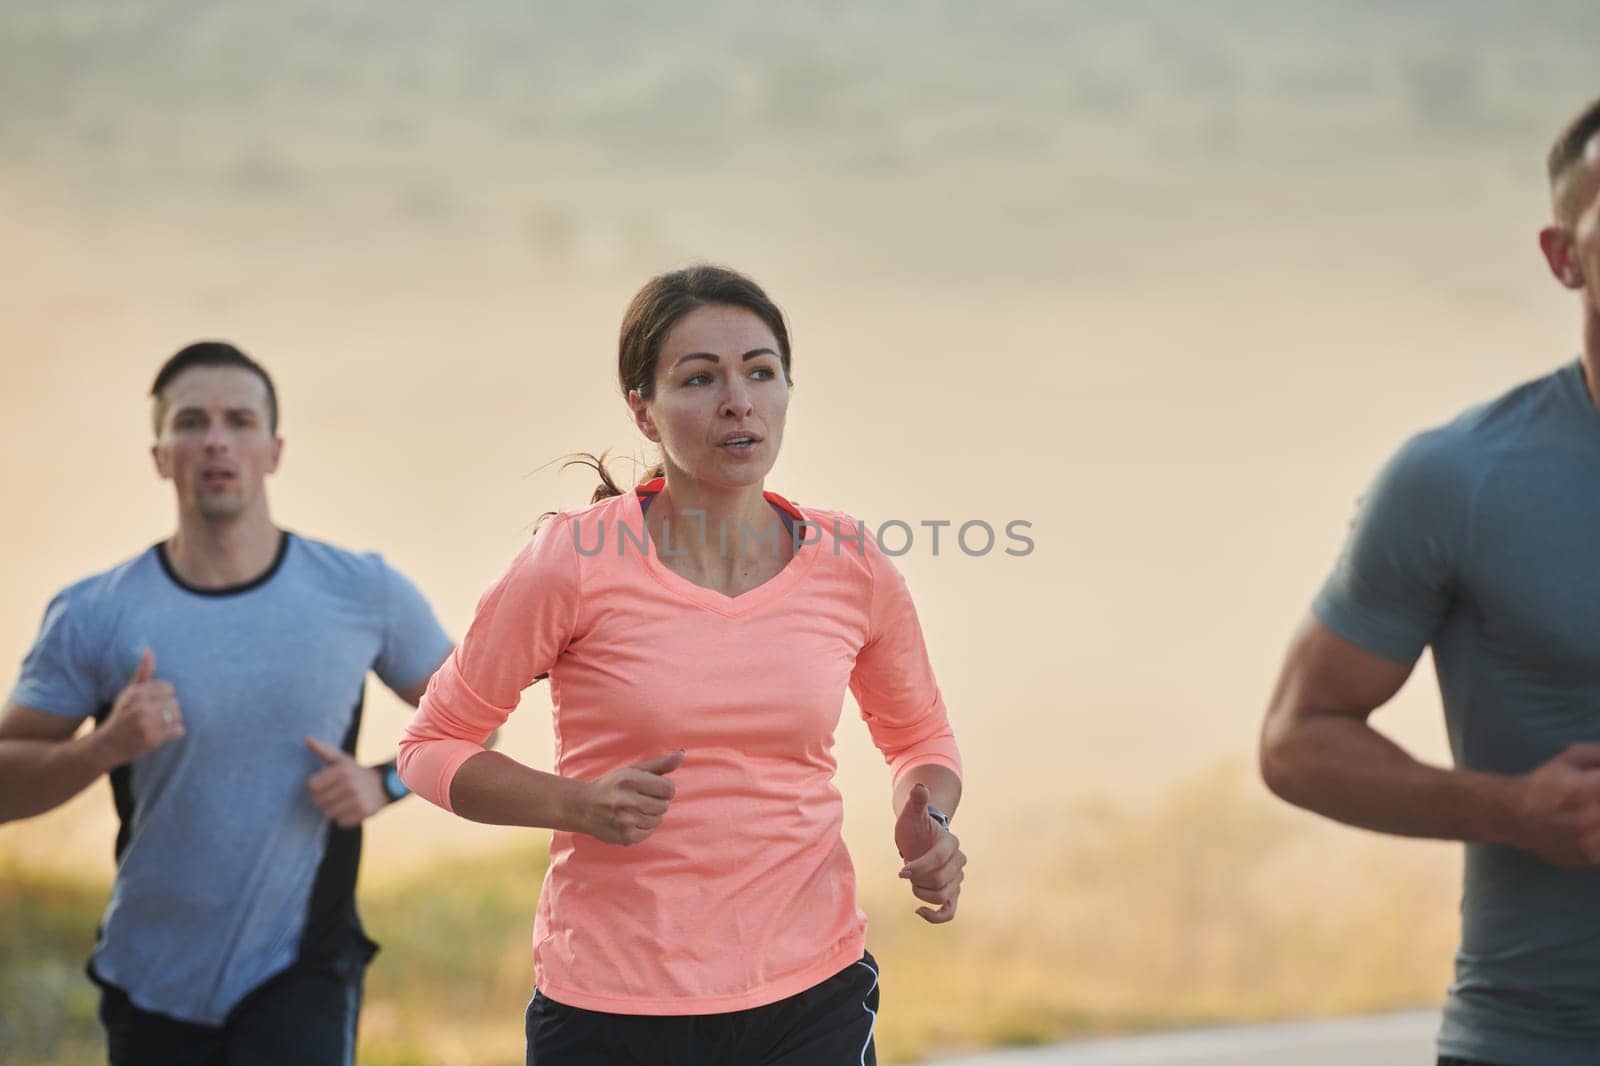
[1261,711,1519,844]
[894,763,962,821]
[446,749,589,831]
[0,732,114,824]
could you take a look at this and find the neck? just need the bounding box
[166,506,282,590]
[646,474,787,573]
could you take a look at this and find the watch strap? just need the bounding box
[378,760,410,803]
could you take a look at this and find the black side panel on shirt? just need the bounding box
[90,702,137,865]
[296,696,379,977]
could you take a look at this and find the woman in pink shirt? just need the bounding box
[398,265,965,1066]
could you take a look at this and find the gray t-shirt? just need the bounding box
[11,532,451,1026]
[1315,359,1600,1066]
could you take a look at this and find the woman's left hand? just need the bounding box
[893,782,966,924]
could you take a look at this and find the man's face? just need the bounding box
[1546,131,1600,307]
[1572,134,1600,309]
[151,366,281,524]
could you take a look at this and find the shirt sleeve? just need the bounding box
[848,524,963,788]
[371,556,454,695]
[9,588,104,721]
[1311,428,1473,664]
[397,514,582,811]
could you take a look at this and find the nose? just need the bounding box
[720,377,754,419]
[203,419,231,452]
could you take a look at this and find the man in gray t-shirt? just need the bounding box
[1260,97,1600,1066]
[0,342,455,1066]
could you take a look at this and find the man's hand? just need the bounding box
[1510,744,1600,867]
[306,737,388,828]
[94,649,183,768]
[894,782,966,924]
[576,750,683,846]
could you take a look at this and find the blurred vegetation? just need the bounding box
[1,764,1457,1065]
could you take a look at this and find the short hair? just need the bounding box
[150,341,279,435]
[1549,96,1600,223]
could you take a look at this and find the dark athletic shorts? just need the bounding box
[526,950,880,1066]
[96,957,364,1066]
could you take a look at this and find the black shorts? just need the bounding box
[96,957,364,1066]
[526,950,880,1066]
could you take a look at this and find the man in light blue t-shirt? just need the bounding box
[1261,97,1600,1066]
[0,342,457,1066]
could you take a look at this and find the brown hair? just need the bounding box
[1550,96,1600,224]
[575,264,793,504]
[150,340,278,435]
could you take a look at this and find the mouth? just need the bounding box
[717,433,762,457]
[200,468,237,489]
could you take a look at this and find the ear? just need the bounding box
[1539,226,1585,290]
[150,441,170,481]
[268,436,284,475]
[627,389,661,444]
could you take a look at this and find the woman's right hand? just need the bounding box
[577,749,684,845]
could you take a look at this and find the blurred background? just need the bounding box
[3,2,1597,1062]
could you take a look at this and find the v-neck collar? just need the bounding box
[629,478,819,618]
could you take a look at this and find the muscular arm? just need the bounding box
[0,701,113,824]
[1260,615,1523,844]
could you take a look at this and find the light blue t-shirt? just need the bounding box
[1315,359,1600,1066]
[11,532,451,1026]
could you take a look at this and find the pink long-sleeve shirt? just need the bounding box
[397,480,961,1015]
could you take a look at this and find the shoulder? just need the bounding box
[48,547,163,616]
[1376,370,1557,502]
[531,492,637,556]
[280,533,436,619]
[1356,368,1555,528]
[492,496,630,584]
[282,531,394,588]
[1447,367,1560,448]
[792,505,891,580]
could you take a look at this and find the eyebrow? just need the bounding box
[670,347,779,370]
[173,406,261,419]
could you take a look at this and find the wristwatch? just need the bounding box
[926,805,950,831]
[379,761,410,803]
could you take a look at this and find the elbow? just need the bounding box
[1257,707,1305,806]
[395,732,428,793]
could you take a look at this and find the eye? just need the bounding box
[750,366,777,381]
[682,372,712,386]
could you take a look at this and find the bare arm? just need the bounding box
[1260,616,1600,864]
[891,762,966,925]
[0,702,112,823]
[0,651,181,824]
[893,762,961,821]
[447,748,683,846]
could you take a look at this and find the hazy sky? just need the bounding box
[3,3,1597,871]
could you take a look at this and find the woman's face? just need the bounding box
[630,303,790,492]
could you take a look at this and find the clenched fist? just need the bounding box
[1510,744,1600,867]
[95,649,184,767]
[576,750,684,846]
[305,737,389,828]
[894,782,966,924]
